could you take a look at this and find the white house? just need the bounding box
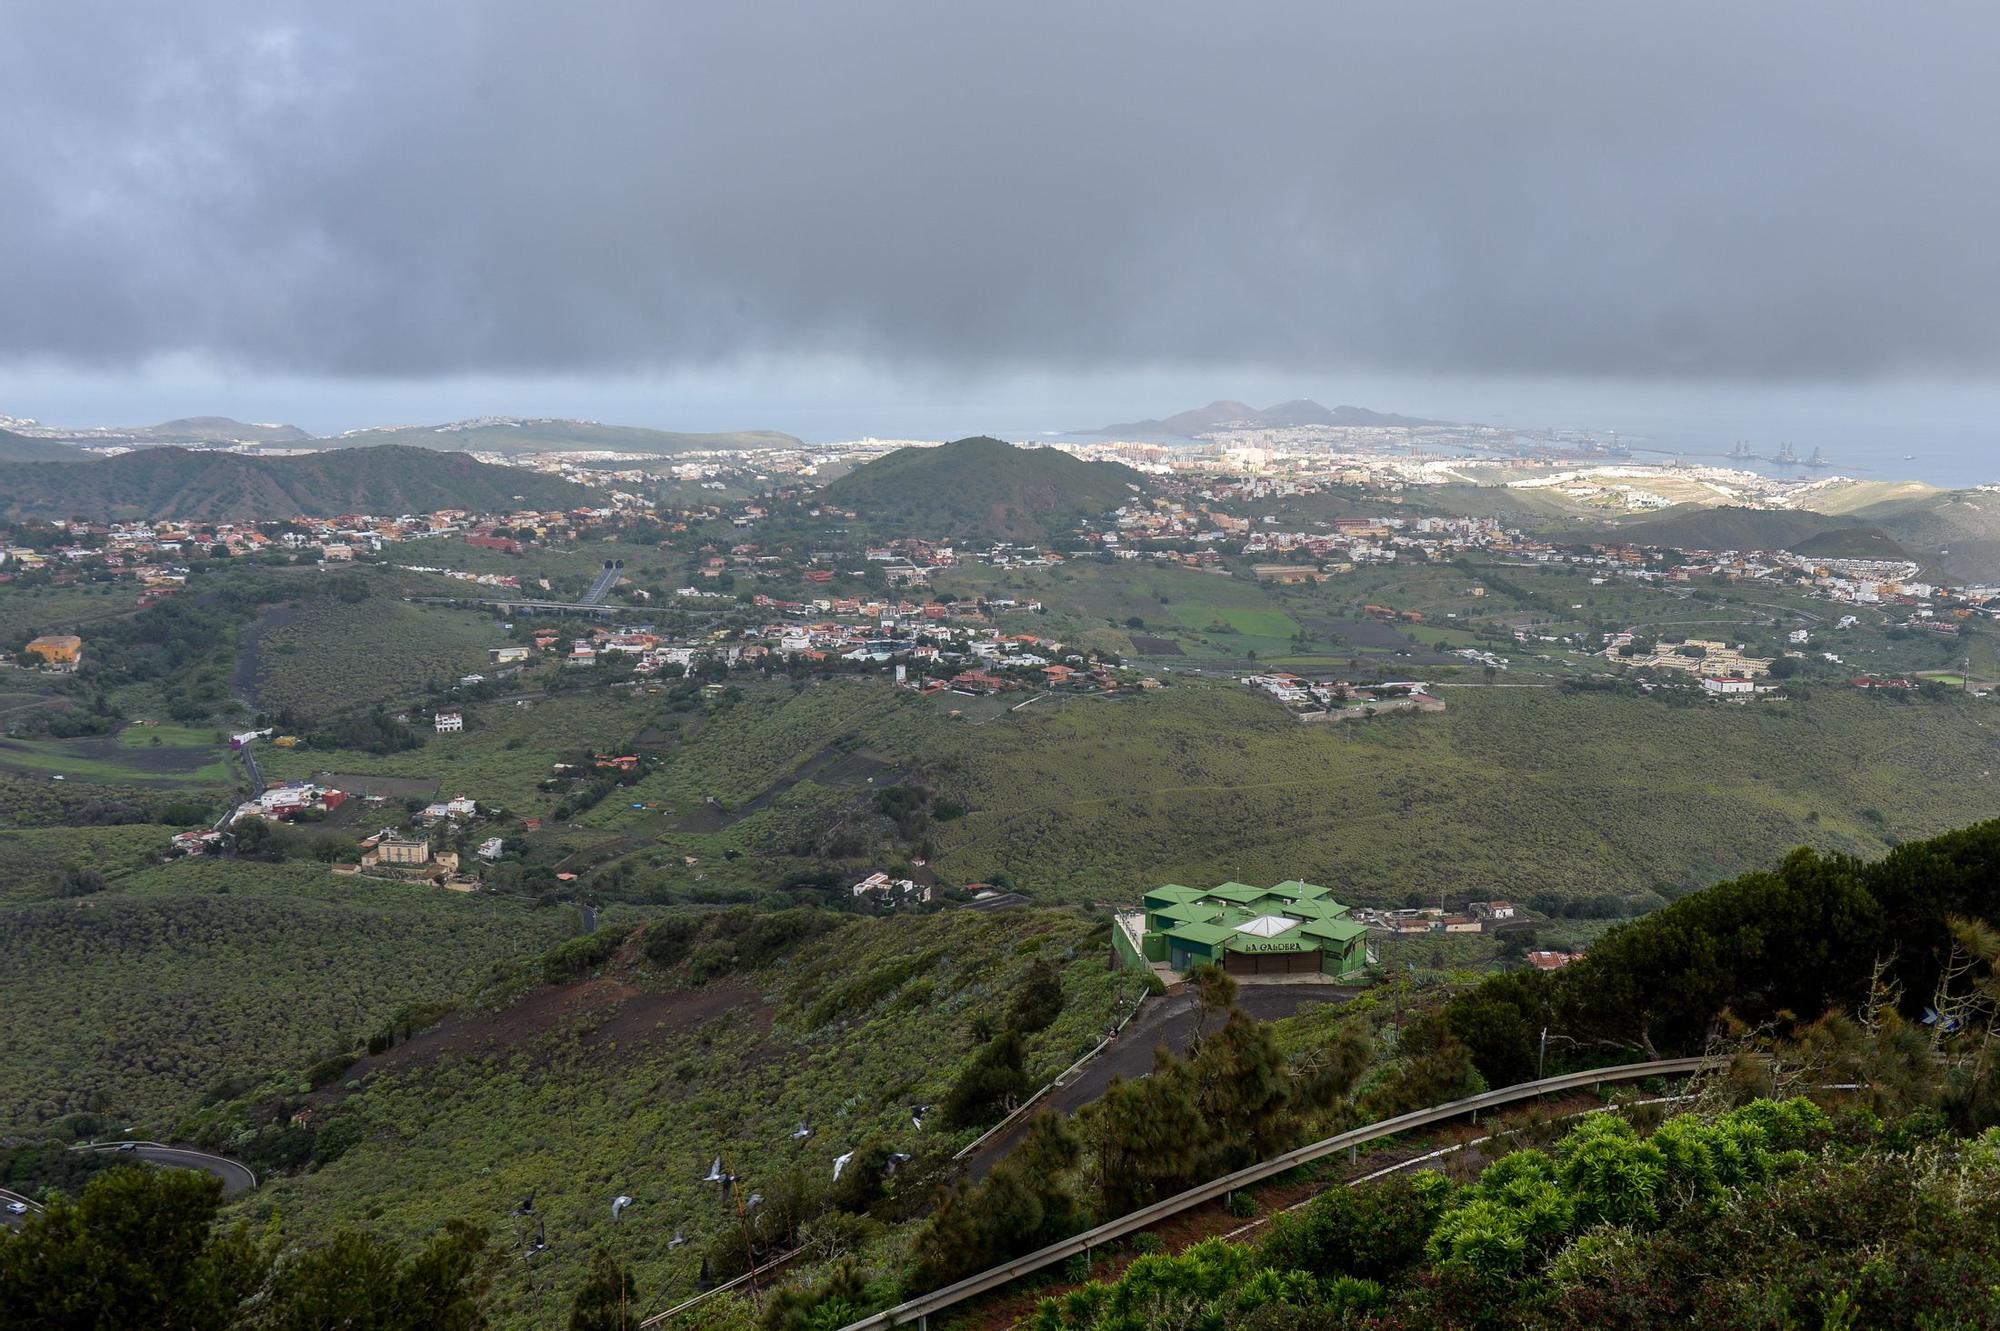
[1701,676,1755,696]
[435,710,464,733]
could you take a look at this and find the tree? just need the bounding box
[256,1220,491,1331]
[569,1248,638,1331]
[0,1167,264,1331]
[0,1166,493,1330]
[941,1029,1031,1129]
[1006,959,1065,1035]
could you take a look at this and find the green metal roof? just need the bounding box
[1206,883,1270,905]
[1164,921,1236,946]
[1144,884,1208,905]
[1149,901,1224,926]
[1300,917,1368,943]
[1266,879,1331,901]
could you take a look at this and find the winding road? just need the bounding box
[74,1142,258,1196]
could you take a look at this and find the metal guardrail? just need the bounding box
[72,1140,259,1193]
[953,990,1153,1163]
[830,1056,1710,1331]
[636,1244,808,1329]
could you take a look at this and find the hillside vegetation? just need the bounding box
[1605,505,1881,554]
[825,437,1143,541]
[918,680,2000,909]
[0,859,576,1126]
[234,908,1135,1324]
[0,429,87,463]
[0,445,587,521]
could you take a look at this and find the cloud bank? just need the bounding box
[5,1,1997,382]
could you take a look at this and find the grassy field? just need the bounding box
[0,732,234,785]
[0,582,145,648]
[408,535,679,597]
[235,908,1135,1327]
[916,677,2000,908]
[247,596,510,717]
[115,722,224,748]
[0,858,578,1127]
[257,689,647,812]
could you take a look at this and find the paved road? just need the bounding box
[0,1185,40,1231]
[78,1143,258,1196]
[964,984,1353,1179]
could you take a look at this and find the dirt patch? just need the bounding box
[1129,635,1184,656]
[312,772,441,800]
[322,976,773,1102]
[233,603,299,705]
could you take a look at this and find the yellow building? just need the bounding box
[24,634,82,670]
[367,834,431,867]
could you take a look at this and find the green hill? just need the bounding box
[0,446,589,521]
[319,417,800,456]
[824,437,1144,540]
[1851,489,2000,582]
[1786,527,1910,561]
[1606,504,1879,554]
[0,430,88,464]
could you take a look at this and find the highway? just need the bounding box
[74,1142,258,1196]
[580,562,622,606]
[824,1056,1710,1331]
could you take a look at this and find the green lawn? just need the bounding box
[0,734,234,785]
[115,722,223,748]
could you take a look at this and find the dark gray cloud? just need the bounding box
[5,1,1998,381]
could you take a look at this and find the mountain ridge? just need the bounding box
[0,445,589,522]
[1091,397,1451,436]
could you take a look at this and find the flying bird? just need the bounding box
[910,1104,931,1130]
[669,1225,688,1250]
[702,1157,733,1186]
[524,1223,548,1259]
[886,1152,913,1176]
[832,1150,854,1181]
[791,1120,813,1141]
[612,1194,634,1221]
[513,1191,535,1216]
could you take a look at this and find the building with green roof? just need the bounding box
[1117,880,1369,980]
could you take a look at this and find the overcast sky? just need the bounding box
[4,2,1998,440]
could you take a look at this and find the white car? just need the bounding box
[5,1201,26,1215]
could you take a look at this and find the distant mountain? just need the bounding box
[11,417,313,447]
[823,437,1143,541]
[319,417,801,456]
[0,428,89,463]
[135,417,312,444]
[1091,398,1450,436]
[0,446,589,522]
